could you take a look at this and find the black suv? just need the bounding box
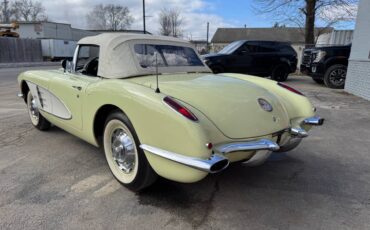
[301,44,351,89]
[202,40,298,81]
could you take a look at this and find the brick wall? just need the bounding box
[345,60,370,100]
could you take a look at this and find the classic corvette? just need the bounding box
[17,33,324,191]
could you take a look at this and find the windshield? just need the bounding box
[134,44,204,68]
[218,40,245,54]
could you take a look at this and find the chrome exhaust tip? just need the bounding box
[290,127,308,138]
[304,116,325,126]
[208,155,230,173]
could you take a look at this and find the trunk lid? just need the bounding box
[129,74,290,139]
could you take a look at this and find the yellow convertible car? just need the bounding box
[18,33,324,191]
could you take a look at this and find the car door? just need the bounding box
[229,42,253,73]
[48,45,100,131]
[243,42,273,76]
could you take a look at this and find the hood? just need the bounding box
[130,74,290,139]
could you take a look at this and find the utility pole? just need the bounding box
[142,0,146,34]
[3,0,10,23]
[206,22,209,53]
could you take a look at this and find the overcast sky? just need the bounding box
[40,0,357,40]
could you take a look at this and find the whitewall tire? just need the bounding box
[103,111,157,191]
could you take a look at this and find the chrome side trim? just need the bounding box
[304,116,325,126]
[140,144,229,173]
[215,139,280,154]
[290,127,308,138]
[17,93,24,98]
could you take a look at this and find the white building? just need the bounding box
[15,21,97,41]
[345,0,370,100]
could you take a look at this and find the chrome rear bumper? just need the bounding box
[214,139,280,154]
[141,116,324,173]
[140,144,229,173]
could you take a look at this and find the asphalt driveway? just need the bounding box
[1,67,370,230]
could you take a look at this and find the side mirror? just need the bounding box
[61,59,73,73]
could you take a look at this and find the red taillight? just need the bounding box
[277,82,305,96]
[163,96,198,121]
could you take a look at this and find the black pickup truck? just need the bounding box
[300,44,351,89]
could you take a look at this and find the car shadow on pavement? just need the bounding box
[134,150,347,227]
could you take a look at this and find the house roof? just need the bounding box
[211,27,334,44]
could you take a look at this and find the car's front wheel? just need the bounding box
[103,111,157,191]
[210,65,224,74]
[324,64,347,89]
[26,91,51,131]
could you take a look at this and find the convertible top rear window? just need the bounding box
[134,44,204,68]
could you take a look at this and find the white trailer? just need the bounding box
[41,39,77,61]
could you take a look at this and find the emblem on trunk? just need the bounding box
[258,98,273,112]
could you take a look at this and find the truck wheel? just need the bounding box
[26,91,51,131]
[271,65,289,82]
[210,65,224,74]
[324,64,347,89]
[103,111,157,191]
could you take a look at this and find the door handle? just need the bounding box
[72,86,82,91]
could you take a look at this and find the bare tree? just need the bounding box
[159,8,183,37]
[86,4,133,30]
[12,0,47,21]
[253,0,358,45]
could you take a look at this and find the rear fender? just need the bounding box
[84,80,220,182]
[222,73,315,128]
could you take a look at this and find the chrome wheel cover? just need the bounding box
[27,93,39,125]
[104,119,139,184]
[111,128,136,173]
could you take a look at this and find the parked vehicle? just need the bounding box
[17,34,323,191]
[300,44,351,89]
[202,40,298,81]
[41,39,77,61]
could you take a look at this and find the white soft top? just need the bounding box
[78,33,211,78]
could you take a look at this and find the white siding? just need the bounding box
[17,23,44,39]
[43,22,72,40]
[345,0,370,100]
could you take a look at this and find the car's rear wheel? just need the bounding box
[271,65,289,82]
[26,91,51,131]
[324,64,347,89]
[103,111,157,191]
